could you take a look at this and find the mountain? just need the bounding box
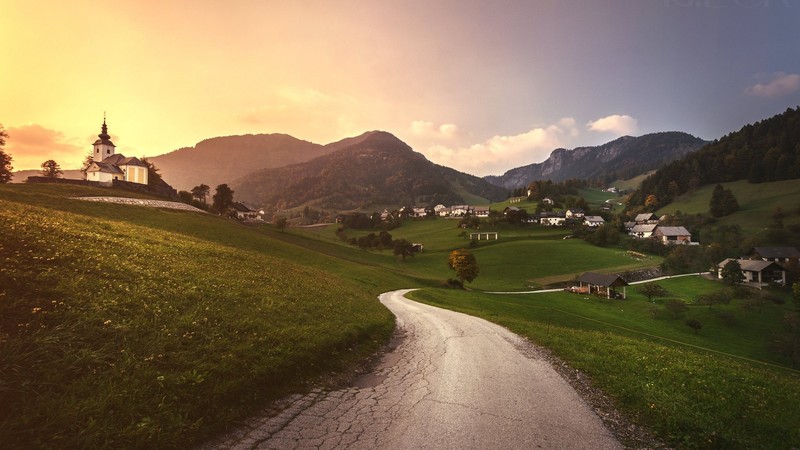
[11,169,83,182]
[629,107,800,209]
[484,132,708,190]
[232,131,508,210]
[148,134,330,191]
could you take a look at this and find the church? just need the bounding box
[85,119,149,185]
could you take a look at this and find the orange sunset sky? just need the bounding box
[2,0,799,176]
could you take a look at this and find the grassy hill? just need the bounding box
[3,183,799,449]
[657,178,800,236]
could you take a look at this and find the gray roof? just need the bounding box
[631,224,657,233]
[87,161,124,174]
[584,215,605,222]
[577,272,629,287]
[635,213,658,222]
[751,247,800,259]
[655,226,691,237]
[718,258,785,272]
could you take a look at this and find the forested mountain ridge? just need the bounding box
[484,132,708,189]
[149,134,329,191]
[628,107,800,210]
[232,131,508,210]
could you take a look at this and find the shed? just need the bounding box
[577,272,629,299]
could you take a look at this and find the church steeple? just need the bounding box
[93,114,116,160]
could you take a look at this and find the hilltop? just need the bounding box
[485,132,708,189]
[231,131,508,210]
[148,133,330,191]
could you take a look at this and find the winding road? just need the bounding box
[202,289,621,449]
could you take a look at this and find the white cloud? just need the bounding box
[745,72,800,98]
[417,118,578,177]
[410,120,460,140]
[586,114,638,135]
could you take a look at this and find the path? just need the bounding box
[201,289,620,449]
[487,272,712,295]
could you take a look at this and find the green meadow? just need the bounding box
[2,183,799,449]
[657,178,800,235]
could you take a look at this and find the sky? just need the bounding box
[2,0,799,176]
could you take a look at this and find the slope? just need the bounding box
[232,131,508,210]
[149,133,329,191]
[485,132,708,189]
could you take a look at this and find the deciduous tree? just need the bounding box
[191,184,210,204]
[686,318,703,334]
[80,152,94,179]
[212,184,234,214]
[448,248,479,284]
[141,157,162,185]
[275,217,288,231]
[721,260,745,286]
[0,126,13,183]
[665,299,688,319]
[638,283,667,303]
[40,160,63,178]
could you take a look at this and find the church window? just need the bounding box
[107,149,111,154]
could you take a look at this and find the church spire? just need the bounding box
[99,114,110,141]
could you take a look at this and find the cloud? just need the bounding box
[409,120,460,140]
[417,118,578,177]
[4,124,84,170]
[586,114,638,135]
[745,72,800,98]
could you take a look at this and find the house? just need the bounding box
[433,204,448,214]
[718,258,787,289]
[748,247,800,263]
[565,209,585,219]
[438,207,452,217]
[539,211,566,226]
[634,213,659,224]
[653,226,692,245]
[575,272,628,299]
[474,207,491,218]
[541,197,554,205]
[232,202,258,220]
[584,216,605,227]
[412,207,427,218]
[624,221,636,232]
[605,187,618,193]
[450,205,471,217]
[380,209,391,221]
[503,206,520,215]
[85,119,149,185]
[629,223,657,238]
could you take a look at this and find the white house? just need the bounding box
[566,209,585,219]
[85,119,149,185]
[653,226,693,245]
[584,216,605,227]
[629,223,657,238]
[634,213,659,224]
[433,204,448,214]
[450,205,471,216]
[474,207,490,218]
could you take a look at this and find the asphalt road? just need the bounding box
[202,289,621,449]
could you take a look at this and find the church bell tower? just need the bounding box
[92,116,116,161]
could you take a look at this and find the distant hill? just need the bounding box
[11,169,83,183]
[629,107,800,210]
[484,132,708,189]
[232,131,508,210]
[148,134,330,191]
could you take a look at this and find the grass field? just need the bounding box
[611,170,656,191]
[3,183,800,449]
[409,277,800,449]
[657,178,800,235]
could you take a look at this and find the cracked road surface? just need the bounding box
[201,289,621,449]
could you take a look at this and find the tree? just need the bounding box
[393,239,415,261]
[275,217,288,231]
[721,260,745,286]
[212,184,234,214]
[40,160,63,178]
[638,283,667,303]
[140,157,162,185]
[177,190,193,203]
[665,299,688,319]
[448,248,479,284]
[0,126,13,183]
[710,184,739,217]
[191,184,210,204]
[645,194,659,210]
[686,318,703,334]
[80,152,94,179]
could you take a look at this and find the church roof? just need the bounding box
[102,154,147,167]
[87,161,124,174]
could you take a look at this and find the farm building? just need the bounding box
[575,272,629,299]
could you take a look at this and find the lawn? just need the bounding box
[0,184,397,448]
[409,277,800,449]
[657,178,800,235]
